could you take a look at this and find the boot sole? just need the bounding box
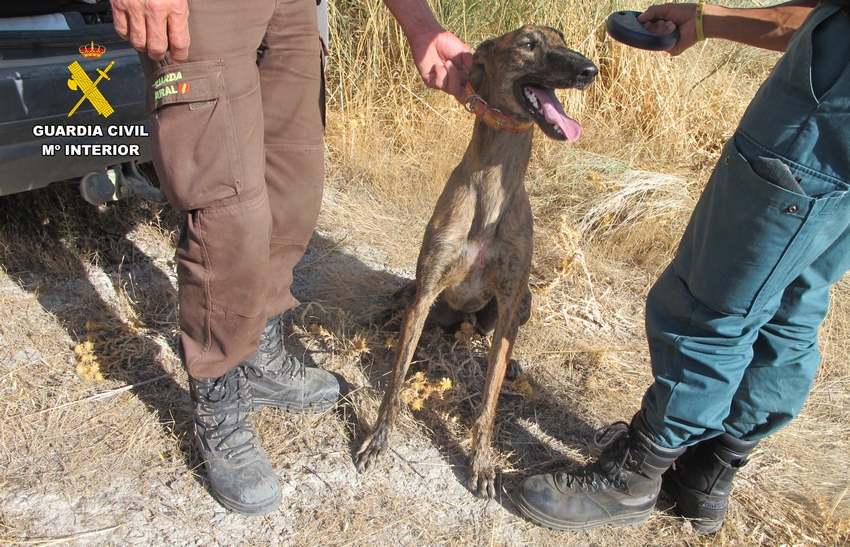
[510,488,653,531]
[211,487,282,517]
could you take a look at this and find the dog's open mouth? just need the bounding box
[520,85,581,142]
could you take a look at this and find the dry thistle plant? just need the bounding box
[400,371,453,412]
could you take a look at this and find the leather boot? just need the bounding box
[513,414,685,531]
[664,433,759,534]
[243,314,347,413]
[190,366,281,516]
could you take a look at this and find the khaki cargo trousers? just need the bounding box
[140,0,325,379]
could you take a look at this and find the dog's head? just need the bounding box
[470,26,597,141]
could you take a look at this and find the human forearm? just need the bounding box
[381,0,443,38]
[702,1,818,51]
[640,1,818,55]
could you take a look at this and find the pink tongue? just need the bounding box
[528,86,581,141]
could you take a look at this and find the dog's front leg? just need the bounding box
[355,288,436,472]
[468,295,521,498]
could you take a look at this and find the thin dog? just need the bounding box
[355,26,597,498]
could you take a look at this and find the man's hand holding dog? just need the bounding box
[383,0,473,102]
[406,28,473,103]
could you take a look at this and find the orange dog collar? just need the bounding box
[463,82,533,132]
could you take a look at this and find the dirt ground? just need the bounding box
[0,153,848,546]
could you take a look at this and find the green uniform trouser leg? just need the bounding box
[640,4,850,448]
[513,5,850,534]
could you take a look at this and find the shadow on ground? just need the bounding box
[1,182,599,518]
[0,180,199,483]
[292,231,597,513]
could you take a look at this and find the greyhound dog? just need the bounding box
[355,26,598,498]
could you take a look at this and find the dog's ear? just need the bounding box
[472,38,494,61]
[544,26,566,43]
[470,38,494,90]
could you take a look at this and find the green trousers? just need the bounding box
[641,4,850,447]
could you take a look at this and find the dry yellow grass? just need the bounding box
[320,0,849,544]
[0,1,847,546]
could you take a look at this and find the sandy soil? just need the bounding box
[0,172,847,547]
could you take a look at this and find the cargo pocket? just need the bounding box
[147,60,241,211]
[673,138,814,316]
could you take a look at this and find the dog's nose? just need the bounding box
[578,63,598,85]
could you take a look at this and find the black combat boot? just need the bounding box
[513,414,686,531]
[664,433,759,534]
[243,314,347,413]
[190,366,281,516]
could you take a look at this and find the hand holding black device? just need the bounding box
[606,10,680,51]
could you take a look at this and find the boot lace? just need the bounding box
[251,314,306,381]
[195,368,259,461]
[555,422,635,492]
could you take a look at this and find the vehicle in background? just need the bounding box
[0,0,163,205]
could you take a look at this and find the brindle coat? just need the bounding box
[355,26,597,498]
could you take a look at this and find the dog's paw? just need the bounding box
[467,458,497,498]
[505,358,523,382]
[354,432,387,473]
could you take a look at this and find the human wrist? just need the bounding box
[695,1,706,41]
[690,3,815,51]
[698,3,727,41]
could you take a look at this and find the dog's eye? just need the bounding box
[520,41,535,51]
